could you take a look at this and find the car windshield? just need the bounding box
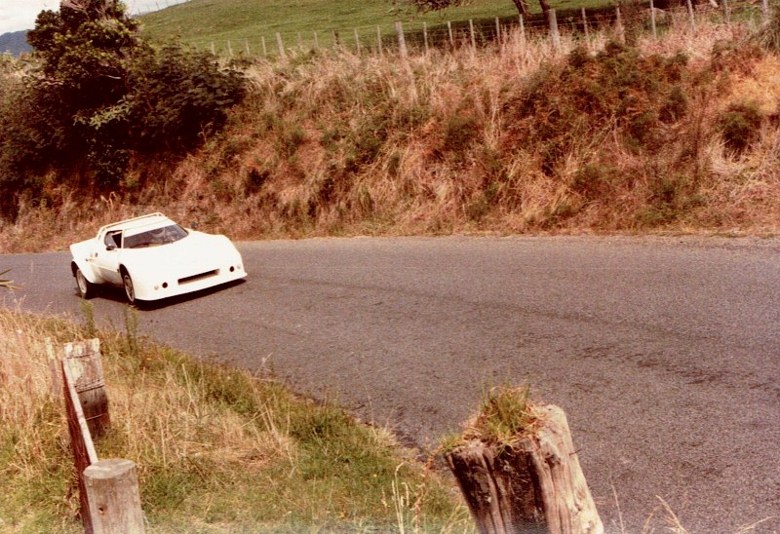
[123,224,188,249]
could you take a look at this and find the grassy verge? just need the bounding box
[0,307,472,533]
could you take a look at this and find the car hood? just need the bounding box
[121,232,237,274]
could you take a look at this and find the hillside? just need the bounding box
[0,30,31,55]
[138,0,558,54]
[1,9,780,252]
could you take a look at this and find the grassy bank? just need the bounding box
[2,16,780,252]
[0,307,471,532]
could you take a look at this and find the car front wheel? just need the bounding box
[122,270,136,304]
[75,268,95,299]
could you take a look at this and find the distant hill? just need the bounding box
[0,31,32,56]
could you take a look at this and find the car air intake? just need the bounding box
[178,269,219,285]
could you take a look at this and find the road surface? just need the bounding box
[2,235,779,532]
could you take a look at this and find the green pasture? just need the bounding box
[138,0,609,54]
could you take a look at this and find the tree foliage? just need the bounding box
[0,0,245,218]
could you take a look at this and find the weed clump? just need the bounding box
[509,42,689,177]
[718,101,763,155]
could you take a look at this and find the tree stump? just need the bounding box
[84,459,145,534]
[445,405,603,534]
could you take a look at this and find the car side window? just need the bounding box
[104,231,122,249]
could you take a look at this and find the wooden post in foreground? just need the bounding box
[63,348,100,534]
[84,459,145,534]
[446,405,603,534]
[63,339,110,439]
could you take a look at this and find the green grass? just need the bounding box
[138,0,610,54]
[0,308,472,532]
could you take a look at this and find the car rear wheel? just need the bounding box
[122,270,136,304]
[75,268,95,299]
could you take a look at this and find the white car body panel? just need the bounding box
[70,213,247,302]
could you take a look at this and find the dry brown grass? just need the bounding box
[1,16,778,253]
[0,309,471,531]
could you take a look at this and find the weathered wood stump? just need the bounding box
[63,338,110,438]
[84,459,145,534]
[446,404,602,534]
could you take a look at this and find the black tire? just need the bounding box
[75,267,96,299]
[121,269,136,304]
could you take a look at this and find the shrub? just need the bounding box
[718,101,763,154]
[125,44,245,153]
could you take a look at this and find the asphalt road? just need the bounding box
[2,235,779,532]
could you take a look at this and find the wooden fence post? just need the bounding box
[395,21,408,58]
[469,19,477,50]
[762,0,770,23]
[723,0,731,26]
[63,339,110,439]
[62,346,100,534]
[84,459,145,534]
[447,20,454,47]
[495,17,501,47]
[650,0,658,40]
[686,0,696,32]
[446,404,603,534]
[519,15,526,51]
[261,36,267,56]
[548,9,561,51]
[376,26,383,56]
[582,8,590,41]
[424,22,429,54]
[354,28,361,54]
[276,32,286,58]
[615,6,625,43]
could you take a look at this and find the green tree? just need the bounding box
[0,0,245,218]
[25,0,145,186]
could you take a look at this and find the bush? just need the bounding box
[718,101,762,154]
[0,2,246,219]
[125,45,245,153]
[509,42,690,176]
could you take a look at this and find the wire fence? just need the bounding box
[169,0,771,60]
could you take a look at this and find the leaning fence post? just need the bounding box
[395,21,408,58]
[63,339,110,439]
[354,28,361,54]
[686,0,696,32]
[447,20,454,47]
[469,19,476,50]
[62,346,100,534]
[84,459,145,534]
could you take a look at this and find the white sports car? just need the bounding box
[69,213,246,304]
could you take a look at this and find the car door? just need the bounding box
[92,230,123,285]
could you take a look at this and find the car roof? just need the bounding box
[99,213,175,235]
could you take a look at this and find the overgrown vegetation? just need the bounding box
[0,308,471,532]
[3,11,780,251]
[0,0,244,219]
